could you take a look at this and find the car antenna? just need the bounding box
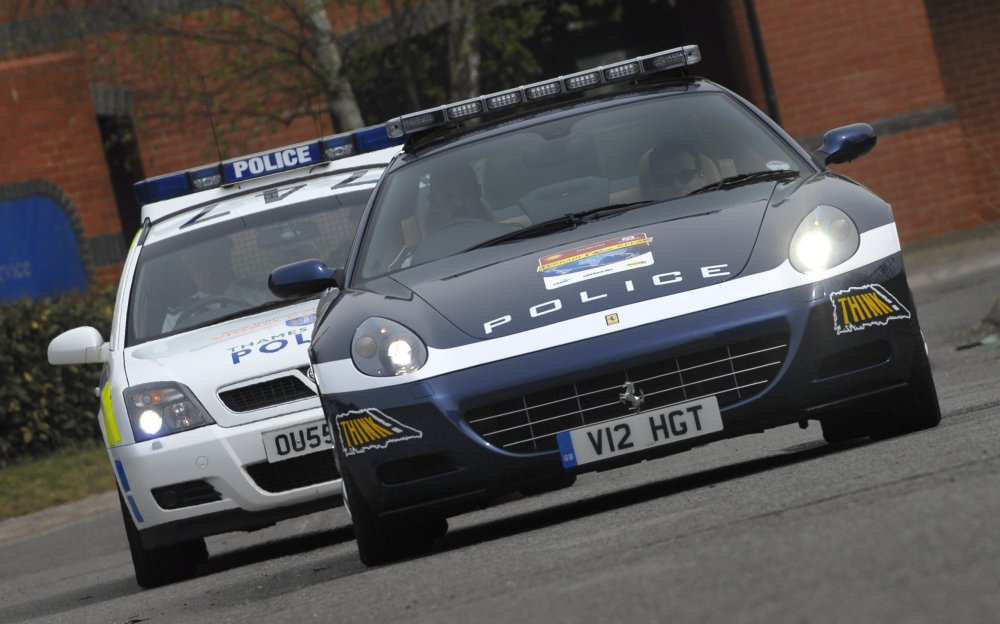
[184,43,225,165]
[197,71,224,165]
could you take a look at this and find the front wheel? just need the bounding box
[820,343,941,444]
[869,343,941,439]
[342,469,445,567]
[119,492,207,588]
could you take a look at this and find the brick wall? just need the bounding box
[0,52,123,284]
[754,0,988,244]
[925,0,1000,223]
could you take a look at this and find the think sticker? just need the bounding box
[830,284,910,335]
[334,408,422,456]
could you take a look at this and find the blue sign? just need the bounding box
[0,193,88,302]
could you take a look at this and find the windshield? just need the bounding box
[127,189,371,345]
[356,91,804,281]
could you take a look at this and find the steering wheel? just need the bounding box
[174,295,248,327]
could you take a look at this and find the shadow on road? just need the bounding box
[198,524,356,578]
[432,438,856,556]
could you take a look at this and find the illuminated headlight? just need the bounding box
[123,382,214,442]
[352,317,428,377]
[789,205,860,273]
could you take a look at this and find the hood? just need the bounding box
[123,300,320,427]
[393,187,770,339]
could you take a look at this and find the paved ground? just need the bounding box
[2,220,999,547]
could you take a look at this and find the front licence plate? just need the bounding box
[262,419,334,463]
[556,396,723,468]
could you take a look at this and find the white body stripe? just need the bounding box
[315,222,902,393]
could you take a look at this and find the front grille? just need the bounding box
[464,333,789,453]
[219,374,315,412]
[245,450,339,493]
[152,480,222,510]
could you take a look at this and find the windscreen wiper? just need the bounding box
[469,200,659,249]
[688,169,800,195]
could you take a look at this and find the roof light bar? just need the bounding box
[134,125,405,205]
[384,44,701,140]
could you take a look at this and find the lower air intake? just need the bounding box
[245,450,339,493]
[464,333,789,453]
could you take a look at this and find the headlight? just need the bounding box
[352,317,428,377]
[123,382,214,442]
[789,205,860,273]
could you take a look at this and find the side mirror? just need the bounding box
[268,259,339,299]
[48,326,108,365]
[813,123,877,165]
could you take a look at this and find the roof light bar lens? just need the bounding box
[642,49,687,72]
[525,80,562,101]
[683,45,702,65]
[190,166,222,191]
[603,60,641,82]
[446,98,485,120]
[485,90,523,111]
[134,172,192,205]
[322,135,355,160]
[565,70,602,91]
[354,125,405,152]
[401,108,446,133]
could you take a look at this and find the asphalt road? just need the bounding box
[2,224,999,624]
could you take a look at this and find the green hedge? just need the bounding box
[0,286,116,467]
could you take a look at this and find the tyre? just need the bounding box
[119,492,207,588]
[820,413,868,444]
[821,343,941,444]
[869,343,941,439]
[342,469,444,567]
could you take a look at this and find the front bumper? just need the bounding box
[112,405,342,548]
[326,254,923,520]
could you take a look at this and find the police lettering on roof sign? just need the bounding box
[231,146,315,179]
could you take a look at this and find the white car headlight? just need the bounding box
[123,382,214,442]
[352,317,428,377]
[789,205,859,273]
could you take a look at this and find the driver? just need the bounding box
[640,137,706,200]
[162,238,263,332]
[422,164,492,235]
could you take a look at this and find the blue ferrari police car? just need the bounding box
[270,44,940,565]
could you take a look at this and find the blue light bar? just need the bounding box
[354,125,405,153]
[385,44,702,139]
[134,124,403,205]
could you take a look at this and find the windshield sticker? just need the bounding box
[831,284,911,335]
[766,160,791,170]
[538,234,654,290]
[213,319,280,341]
[335,408,423,456]
[213,309,316,341]
[286,312,316,327]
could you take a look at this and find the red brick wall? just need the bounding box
[925,0,1000,223]
[0,52,122,284]
[754,0,986,243]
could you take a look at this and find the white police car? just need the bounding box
[271,44,941,566]
[47,127,402,587]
